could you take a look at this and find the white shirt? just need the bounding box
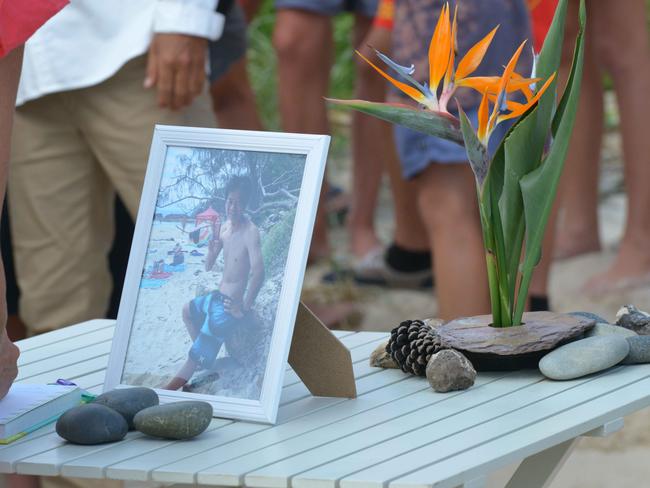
[16,0,224,106]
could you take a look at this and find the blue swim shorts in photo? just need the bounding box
[188,291,240,338]
[189,333,223,370]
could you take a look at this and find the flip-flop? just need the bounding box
[322,247,433,289]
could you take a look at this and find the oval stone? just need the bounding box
[539,336,630,380]
[134,401,212,440]
[56,404,128,445]
[94,387,159,429]
[569,311,609,324]
[585,323,638,339]
[623,336,650,364]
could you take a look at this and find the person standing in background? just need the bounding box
[0,0,69,400]
[554,0,650,296]
[272,0,386,271]
[9,1,225,345]
[0,4,71,488]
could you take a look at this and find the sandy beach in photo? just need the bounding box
[120,145,307,402]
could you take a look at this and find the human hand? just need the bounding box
[224,297,244,319]
[144,33,208,110]
[0,328,19,400]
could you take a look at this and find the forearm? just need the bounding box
[243,269,264,312]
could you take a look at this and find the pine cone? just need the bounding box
[387,320,447,376]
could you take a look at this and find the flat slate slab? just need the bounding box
[436,312,595,371]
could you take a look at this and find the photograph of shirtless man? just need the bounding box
[165,176,265,390]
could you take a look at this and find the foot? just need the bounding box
[349,228,382,261]
[582,240,650,294]
[554,232,601,260]
[352,246,433,289]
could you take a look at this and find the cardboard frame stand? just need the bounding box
[288,302,357,398]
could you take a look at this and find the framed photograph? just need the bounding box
[105,125,329,423]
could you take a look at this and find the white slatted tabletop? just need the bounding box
[2,319,650,488]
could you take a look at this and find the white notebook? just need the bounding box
[0,383,82,443]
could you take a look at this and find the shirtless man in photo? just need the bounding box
[165,176,265,390]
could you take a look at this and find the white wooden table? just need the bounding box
[2,319,649,488]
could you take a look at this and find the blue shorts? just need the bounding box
[274,0,378,17]
[188,291,240,369]
[208,3,247,83]
[394,109,512,180]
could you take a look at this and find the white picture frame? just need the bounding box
[105,125,329,423]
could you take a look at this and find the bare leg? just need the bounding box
[584,0,650,292]
[386,137,429,252]
[164,358,198,390]
[414,163,490,320]
[163,303,201,389]
[239,0,263,22]
[530,0,601,303]
[555,0,603,260]
[210,56,263,131]
[348,16,385,259]
[273,9,333,261]
[529,200,560,306]
[361,26,429,252]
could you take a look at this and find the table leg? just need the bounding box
[503,439,576,488]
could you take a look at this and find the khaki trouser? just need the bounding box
[9,55,213,336]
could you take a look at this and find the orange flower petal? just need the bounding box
[444,5,458,89]
[498,71,556,122]
[486,92,523,109]
[498,40,528,98]
[356,50,429,106]
[477,90,490,142]
[489,40,527,126]
[428,3,452,92]
[456,26,499,81]
[456,76,500,92]
[457,75,540,96]
[510,71,534,101]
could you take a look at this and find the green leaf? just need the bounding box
[458,106,490,188]
[499,105,544,307]
[327,99,463,145]
[533,0,569,147]
[513,0,586,324]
